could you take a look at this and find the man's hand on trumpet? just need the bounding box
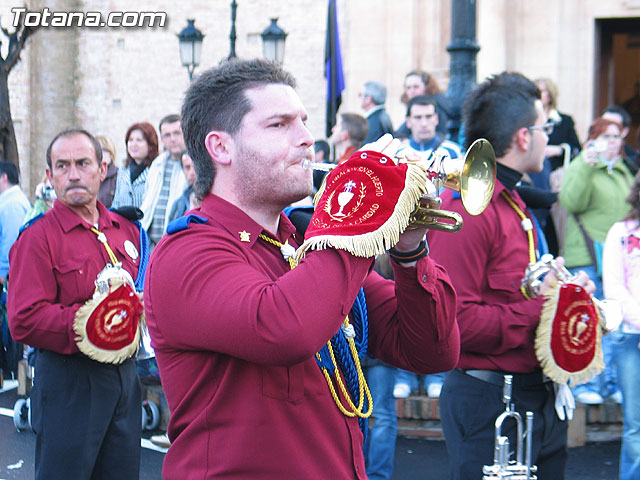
[361,134,433,267]
[535,255,596,297]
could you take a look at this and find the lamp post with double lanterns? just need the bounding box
[177,11,288,77]
[261,18,287,64]
[177,19,204,81]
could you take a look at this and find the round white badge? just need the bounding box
[124,240,139,260]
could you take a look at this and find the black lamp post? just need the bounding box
[445,0,480,144]
[261,18,287,63]
[177,19,204,80]
[229,0,237,59]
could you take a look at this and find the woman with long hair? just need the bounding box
[111,122,159,208]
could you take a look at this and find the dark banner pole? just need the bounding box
[445,0,480,145]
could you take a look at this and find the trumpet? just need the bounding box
[303,138,497,232]
[522,253,622,333]
[482,375,537,480]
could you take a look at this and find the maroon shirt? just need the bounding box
[429,181,545,373]
[8,200,141,354]
[145,194,458,479]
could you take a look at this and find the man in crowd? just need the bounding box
[361,80,394,144]
[398,95,462,162]
[141,114,187,247]
[8,129,144,479]
[144,58,460,479]
[602,104,640,174]
[0,161,30,287]
[429,72,595,479]
[329,112,368,164]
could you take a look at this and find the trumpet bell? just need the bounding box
[459,139,496,216]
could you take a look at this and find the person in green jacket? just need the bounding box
[560,116,634,405]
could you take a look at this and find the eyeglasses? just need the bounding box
[527,121,555,136]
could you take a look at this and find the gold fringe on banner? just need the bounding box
[534,281,605,386]
[73,280,142,364]
[294,164,428,262]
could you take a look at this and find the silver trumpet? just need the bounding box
[302,138,497,232]
[483,375,537,480]
[522,254,622,333]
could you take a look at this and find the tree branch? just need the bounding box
[4,23,38,73]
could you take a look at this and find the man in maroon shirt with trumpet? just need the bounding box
[144,58,460,479]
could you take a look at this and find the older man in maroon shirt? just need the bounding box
[8,129,144,479]
[144,58,460,479]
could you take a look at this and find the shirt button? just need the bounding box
[422,274,428,283]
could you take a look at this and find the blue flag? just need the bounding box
[325,0,345,138]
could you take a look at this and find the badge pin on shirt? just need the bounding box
[124,240,139,260]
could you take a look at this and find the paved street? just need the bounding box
[0,381,620,479]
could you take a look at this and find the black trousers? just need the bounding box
[440,369,568,480]
[32,350,141,480]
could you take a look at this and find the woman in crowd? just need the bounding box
[111,122,159,209]
[535,77,581,172]
[96,135,118,208]
[560,116,635,404]
[602,170,640,480]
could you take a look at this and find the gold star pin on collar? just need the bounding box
[239,230,251,242]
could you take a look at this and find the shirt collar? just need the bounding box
[409,135,440,151]
[199,194,298,247]
[496,163,523,191]
[53,199,118,233]
[365,105,384,118]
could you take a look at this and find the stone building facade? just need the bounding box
[2,0,640,197]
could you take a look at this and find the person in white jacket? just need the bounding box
[140,114,187,247]
[603,170,640,480]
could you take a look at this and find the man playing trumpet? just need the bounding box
[144,58,460,479]
[429,72,596,480]
[8,129,146,479]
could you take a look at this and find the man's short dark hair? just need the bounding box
[0,161,19,185]
[462,72,540,157]
[314,140,330,159]
[406,94,438,118]
[340,113,368,147]
[45,128,103,168]
[159,114,181,132]
[603,105,631,128]
[181,58,296,197]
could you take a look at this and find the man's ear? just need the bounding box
[98,158,108,182]
[515,127,530,152]
[622,127,630,139]
[204,131,233,166]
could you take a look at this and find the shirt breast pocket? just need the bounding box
[53,258,92,303]
[487,269,523,295]
[261,364,305,404]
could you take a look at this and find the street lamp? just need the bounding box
[177,19,204,80]
[261,18,287,63]
[229,0,238,59]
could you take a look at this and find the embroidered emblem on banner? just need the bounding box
[535,282,604,386]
